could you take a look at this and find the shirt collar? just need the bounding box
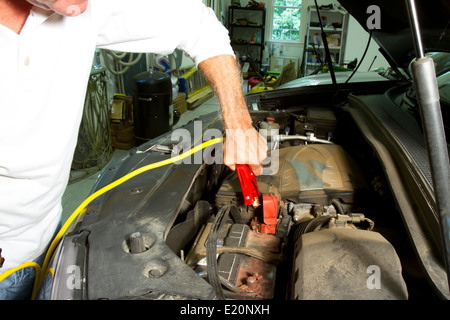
[0,5,55,38]
[21,6,58,33]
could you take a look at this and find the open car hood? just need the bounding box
[338,0,450,70]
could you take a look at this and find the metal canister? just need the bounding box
[132,70,173,145]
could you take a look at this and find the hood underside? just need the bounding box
[338,0,450,70]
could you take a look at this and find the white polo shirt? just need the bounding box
[0,0,233,275]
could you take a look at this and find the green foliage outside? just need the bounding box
[272,0,302,41]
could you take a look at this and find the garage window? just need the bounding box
[271,0,302,41]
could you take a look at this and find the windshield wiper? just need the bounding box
[378,47,411,81]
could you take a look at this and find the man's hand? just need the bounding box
[223,126,267,176]
[198,54,267,175]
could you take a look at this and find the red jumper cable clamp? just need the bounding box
[236,164,261,208]
[235,164,278,234]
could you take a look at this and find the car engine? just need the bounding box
[52,105,415,300]
[164,106,409,300]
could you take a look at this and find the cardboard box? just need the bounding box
[111,94,133,123]
[173,92,187,114]
[110,123,135,150]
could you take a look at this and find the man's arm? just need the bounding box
[91,1,267,173]
[198,54,267,175]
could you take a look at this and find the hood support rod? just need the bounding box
[313,0,337,85]
[406,0,450,295]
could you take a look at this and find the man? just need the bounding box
[0,0,267,299]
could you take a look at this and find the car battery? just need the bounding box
[185,222,280,299]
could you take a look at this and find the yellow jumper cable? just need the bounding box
[0,137,223,299]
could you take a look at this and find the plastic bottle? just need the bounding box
[256,32,261,44]
[260,117,280,149]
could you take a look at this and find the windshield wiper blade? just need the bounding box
[378,47,410,81]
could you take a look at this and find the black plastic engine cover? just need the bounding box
[291,228,408,300]
[74,112,224,300]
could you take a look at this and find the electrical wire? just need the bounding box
[0,137,223,299]
[332,30,373,105]
[37,137,223,298]
[331,199,346,215]
[206,205,230,300]
[0,262,42,297]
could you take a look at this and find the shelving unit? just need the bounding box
[228,6,266,64]
[303,7,348,76]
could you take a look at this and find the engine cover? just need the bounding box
[216,144,368,208]
[291,228,408,300]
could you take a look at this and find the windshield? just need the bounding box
[439,71,450,105]
[406,52,450,103]
[430,52,450,77]
[403,53,450,143]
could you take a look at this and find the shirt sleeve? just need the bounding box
[94,0,234,66]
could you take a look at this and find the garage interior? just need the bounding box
[0,0,445,303]
[62,0,390,224]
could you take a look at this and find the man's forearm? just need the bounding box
[198,54,252,130]
[198,54,267,175]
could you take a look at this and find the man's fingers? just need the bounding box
[222,127,267,175]
[248,163,263,176]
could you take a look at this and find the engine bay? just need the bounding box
[64,101,438,300]
[164,105,410,300]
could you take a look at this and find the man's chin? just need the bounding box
[26,1,88,17]
[59,4,88,16]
